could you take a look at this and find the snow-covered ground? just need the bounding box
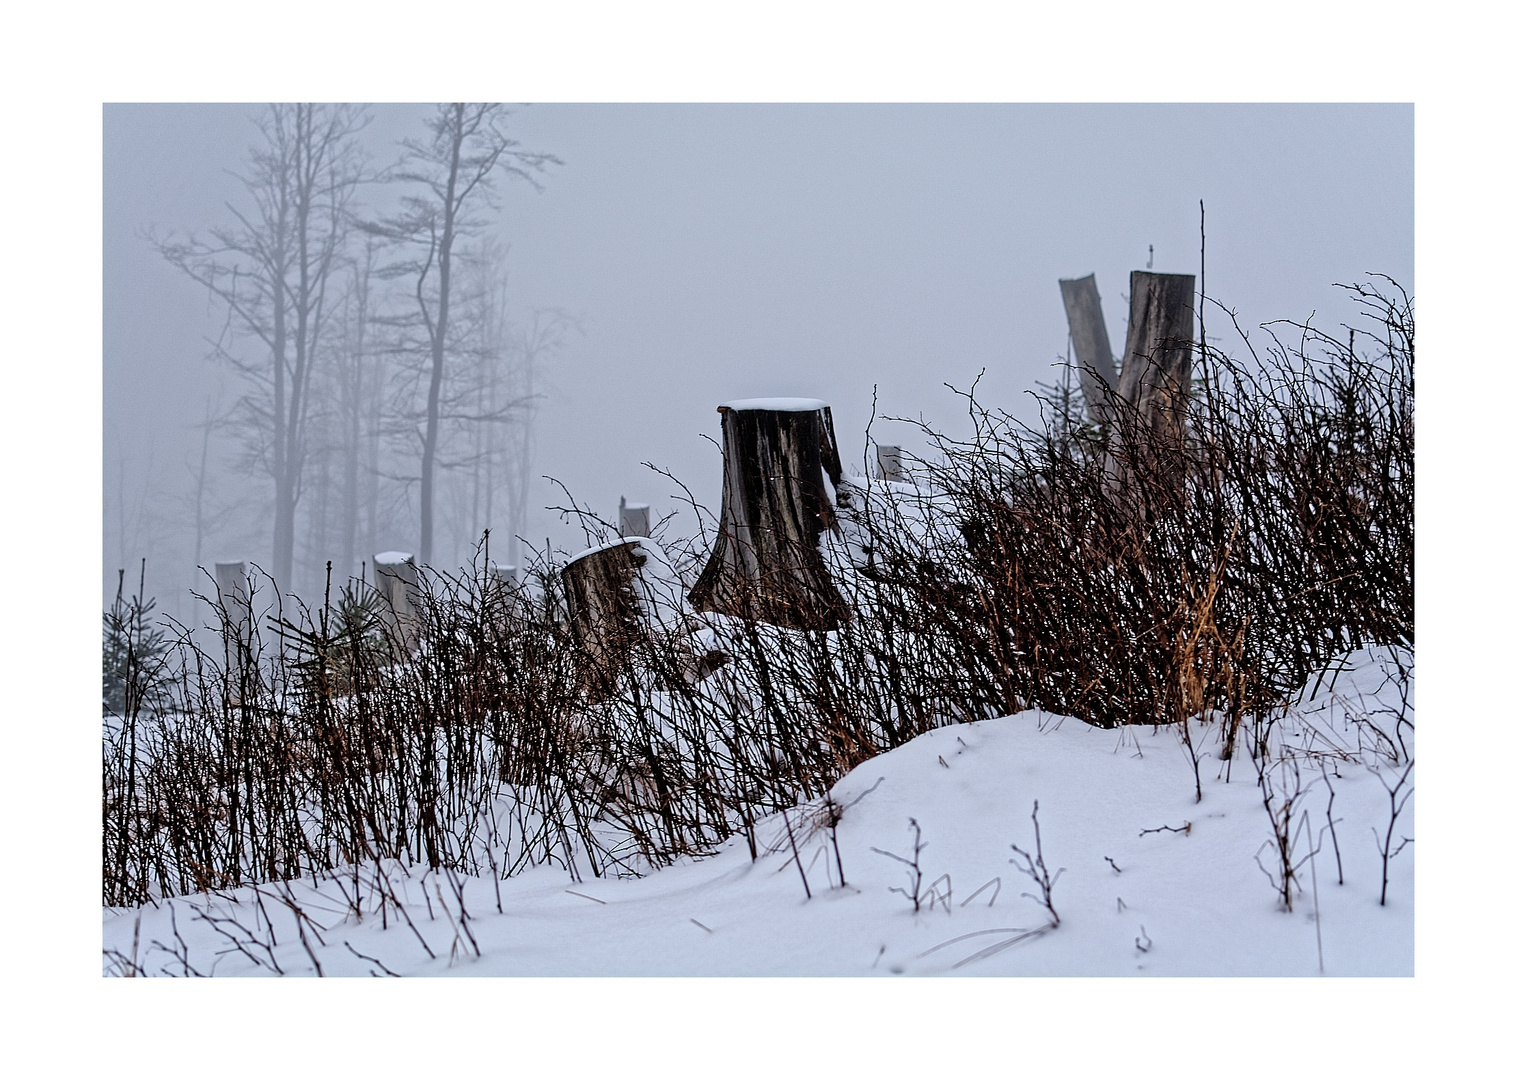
[102,648,1412,978]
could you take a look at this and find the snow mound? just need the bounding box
[102,648,1412,977]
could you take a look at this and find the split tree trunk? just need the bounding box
[1107,270,1197,502]
[1058,273,1119,428]
[689,398,849,631]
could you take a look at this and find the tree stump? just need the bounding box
[1058,273,1119,428]
[373,551,422,653]
[619,497,652,538]
[214,559,253,666]
[563,536,702,699]
[876,444,906,483]
[688,398,849,631]
[213,560,253,704]
[486,561,524,621]
[1107,271,1196,501]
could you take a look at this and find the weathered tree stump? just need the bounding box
[214,559,253,662]
[1058,273,1119,428]
[563,536,704,699]
[486,561,524,619]
[1107,271,1196,500]
[488,560,520,593]
[619,497,652,538]
[689,398,849,631]
[213,560,253,703]
[373,551,422,653]
[876,444,906,483]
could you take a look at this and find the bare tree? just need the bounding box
[329,235,381,579]
[180,392,237,571]
[430,241,570,568]
[153,104,368,587]
[365,104,556,565]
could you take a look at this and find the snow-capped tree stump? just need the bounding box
[563,537,681,699]
[374,551,422,653]
[1107,271,1196,500]
[489,560,520,592]
[619,497,651,538]
[214,559,253,661]
[876,444,906,482]
[213,560,253,704]
[1058,273,1119,428]
[689,398,849,631]
[486,561,524,619]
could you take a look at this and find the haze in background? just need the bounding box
[105,103,1412,620]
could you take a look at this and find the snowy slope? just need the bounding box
[101,648,1412,977]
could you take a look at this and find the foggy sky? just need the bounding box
[104,103,1413,616]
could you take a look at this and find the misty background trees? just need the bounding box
[106,104,1414,626]
[128,103,561,611]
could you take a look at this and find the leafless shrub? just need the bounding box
[102,280,1412,953]
[1252,752,1321,912]
[1371,757,1414,906]
[1008,800,1063,928]
[873,819,929,913]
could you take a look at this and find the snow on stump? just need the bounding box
[619,497,652,538]
[1058,273,1119,429]
[688,397,850,632]
[486,560,524,617]
[563,536,710,699]
[1107,270,1196,503]
[214,559,254,678]
[489,560,521,594]
[374,551,422,654]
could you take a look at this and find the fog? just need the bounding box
[104,103,1412,621]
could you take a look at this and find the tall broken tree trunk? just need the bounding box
[1107,270,1197,506]
[689,398,849,631]
[1058,273,1119,429]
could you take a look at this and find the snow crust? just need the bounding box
[373,551,414,565]
[563,536,644,569]
[719,397,829,412]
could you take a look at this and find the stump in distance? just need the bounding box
[688,398,850,632]
[373,551,422,654]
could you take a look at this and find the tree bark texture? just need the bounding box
[562,539,653,700]
[689,400,849,631]
[1058,273,1119,428]
[1108,271,1197,502]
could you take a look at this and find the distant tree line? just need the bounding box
[145,103,564,600]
